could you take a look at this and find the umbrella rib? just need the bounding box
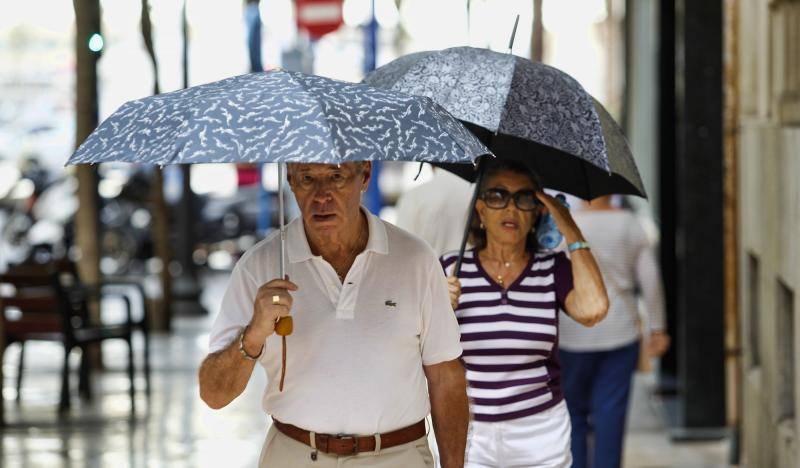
[283,72,339,162]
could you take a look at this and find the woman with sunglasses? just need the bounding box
[440,160,608,467]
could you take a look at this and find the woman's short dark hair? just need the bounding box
[469,159,543,253]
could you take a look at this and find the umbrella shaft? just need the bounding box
[279,162,286,279]
[455,158,487,276]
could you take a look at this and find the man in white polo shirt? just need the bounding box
[198,161,468,467]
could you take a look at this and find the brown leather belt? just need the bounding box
[272,418,426,456]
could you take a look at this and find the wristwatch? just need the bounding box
[238,327,264,361]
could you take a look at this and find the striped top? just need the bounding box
[441,249,574,422]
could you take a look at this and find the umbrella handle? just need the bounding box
[275,309,293,394]
[275,316,293,335]
[454,157,487,276]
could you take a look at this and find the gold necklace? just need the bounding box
[482,252,528,287]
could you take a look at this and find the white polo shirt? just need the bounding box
[208,208,463,435]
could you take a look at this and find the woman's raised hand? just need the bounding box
[534,192,581,242]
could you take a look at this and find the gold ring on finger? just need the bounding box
[272,294,280,305]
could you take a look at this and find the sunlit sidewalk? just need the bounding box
[623,373,729,468]
[1,272,729,468]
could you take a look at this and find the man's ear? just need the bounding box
[360,162,372,191]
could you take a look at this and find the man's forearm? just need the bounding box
[198,333,260,409]
[428,362,469,468]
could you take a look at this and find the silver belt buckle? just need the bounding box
[335,434,359,454]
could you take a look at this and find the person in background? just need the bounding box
[395,166,474,256]
[442,160,608,468]
[559,194,671,468]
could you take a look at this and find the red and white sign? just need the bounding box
[296,0,344,40]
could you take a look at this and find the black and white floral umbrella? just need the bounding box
[364,46,646,199]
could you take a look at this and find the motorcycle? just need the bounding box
[0,157,59,268]
[2,161,266,274]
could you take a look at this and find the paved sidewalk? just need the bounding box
[623,373,730,468]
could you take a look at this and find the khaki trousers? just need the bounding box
[259,425,434,468]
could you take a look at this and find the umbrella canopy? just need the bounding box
[68,69,490,166]
[364,46,646,199]
[67,69,492,394]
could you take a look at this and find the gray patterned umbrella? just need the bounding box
[364,46,646,199]
[67,69,490,166]
[67,68,490,286]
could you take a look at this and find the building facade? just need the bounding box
[737,0,800,466]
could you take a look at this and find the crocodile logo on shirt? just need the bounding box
[385,300,397,308]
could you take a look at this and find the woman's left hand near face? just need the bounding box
[534,192,579,237]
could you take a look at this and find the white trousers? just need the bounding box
[465,400,572,468]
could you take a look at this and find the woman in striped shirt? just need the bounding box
[441,160,608,468]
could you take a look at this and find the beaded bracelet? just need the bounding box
[567,241,591,252]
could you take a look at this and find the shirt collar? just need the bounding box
[287,207,388,264]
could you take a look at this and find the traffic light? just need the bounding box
[87,32,104,55]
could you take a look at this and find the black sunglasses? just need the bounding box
[480,188,543,211]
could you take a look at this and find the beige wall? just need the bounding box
[738,1,800,466]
